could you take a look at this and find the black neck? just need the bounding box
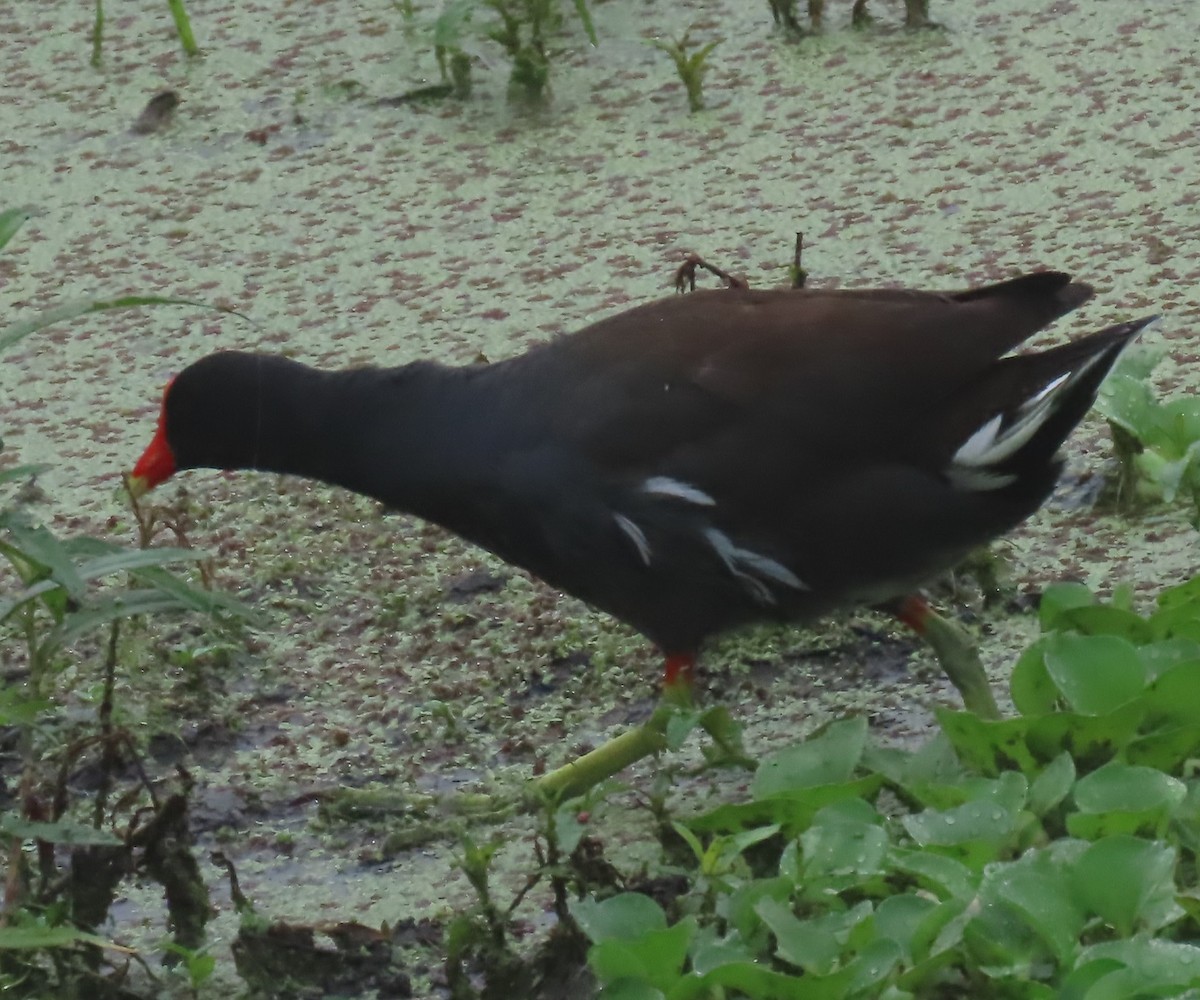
[170,354,488,516]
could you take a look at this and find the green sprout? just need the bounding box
[650,31,721,114]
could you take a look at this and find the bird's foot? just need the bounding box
[674,253,750,293]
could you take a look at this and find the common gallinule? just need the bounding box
[129,270,1149,796]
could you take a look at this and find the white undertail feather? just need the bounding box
[947,351,1109,492]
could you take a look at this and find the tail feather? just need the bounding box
[945,315,1154,491]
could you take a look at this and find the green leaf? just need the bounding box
[872,894,939,963]
[434,0,475,48]
[0,205,36,253]
[1070,836,1181,935]
[722,877,792,942]
[1,521,86,596]
[936,710,1038,776]
[752,717,867,796]
[901,771,1027,852]
[1141,659,1200,723]
[0,815,121,846]
[0,925,114,951]
[1010,639,1059,716]
[1068,762,1186,839]
[1052,605,1154,643]
[598,980,663,1000]
[981,850,1083,966]
[1043,634,1146,715]
[887,848,975,900]
[588,918,693,993]
[571,0,598,46]
[799,803,888,885]
[1075,939,1200,997]
[1023,702,1144,765]
[0,463,51,485]
[689,775,883,836]
[1038,582,1097,630]
[756,897,839,975]
[575,893,666,944]
[1123,722,1200,771]
[0,294,250,354]
[1027,751,1075,817]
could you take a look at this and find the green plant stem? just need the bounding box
[916,606,1000,719]
[166,0,199,57]
[532,704,672,802]
[91,0,104,67]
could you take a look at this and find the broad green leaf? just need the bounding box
[901,771,1026,850]
[1024,702,1144,765]
[589,919,694,993]
[1043,634,1146,715]
[1073,763,1185,815]
[843,938,903,994]
[575,893,666,944]
[936,710,1037,776]
[752,717,867,796]
[0,687,53,725]
[1055,958,1126,1000]
[1076,939,1200,998]
[1010,639,1059,716]
[689,928,756,976]
[756,898,839,975]
[756,898,871,977]
[694,961,843,1000]
[1053,605,1153,643]
[1039,582,1097,630]
[1123,723,1200,771]
[1070,836,1181,936]
[872,894,938,963]
[1068,762,1185,839]
[1141,660,1200,723]
[598,980,662,1000]
[887,848,975,900]
[982,850,1083,966]
[799,806,888,884]
[0,463,51,484]
[689,775,883,836]
[1139,636,1200,677]
[721,877,791,943]
[1028,751,1075,817]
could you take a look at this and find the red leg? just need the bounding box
[663,651,697,688]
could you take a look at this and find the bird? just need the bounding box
[128,269,1150,796]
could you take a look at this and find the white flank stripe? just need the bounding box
[642,476,717,506]
[614,513,652,566]
[703,527,808,604]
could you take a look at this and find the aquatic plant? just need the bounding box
[90,0,198,66]
[650,31,721,114]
